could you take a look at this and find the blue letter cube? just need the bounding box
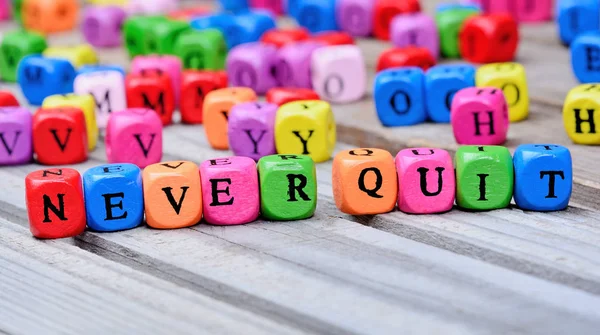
[513,144,573,211]
[17,55,76,105]
[83,163,144,232]
[227,11,276,49]
[571,31,600,83]
[374,67,426,126]
[425,64,475,123]
[557,0,599,45]
[218,0,249,13]
[296,0,338,33]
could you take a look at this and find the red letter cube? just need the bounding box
[126,70,175,125]
[33,108,88,165]
[260,27,310,48]
[180,70,228,124]
[459,13,519,64]
[376,47,436,72]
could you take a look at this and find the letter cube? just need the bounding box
[336,0,375,37]
[106,108,163,168]
[228,102,277,161]
[557,0,599,45]
[173,29,227,70]
[42,94,99,151]
[275,100,336,163]
[258,154,316,220]
[311,45,367,103]
[296,0,338,33]
[374,67,426,126]
[513,144,572,211]
[43,45,98,68]
[391,13,440,59]
[260,27,310,48]
[425,64,476,123]
[455,145,514,210]
[395,148,455,214]
[514,0,552,22]
[275,41,324,89]
[127,0,177,15]
[436,6,479,58]
[199,157,259,225]
[218,0,249,13]
[310,31,356,46]
[562,84,600,145]
[83,164,144,232]
[125,71,176,125]
[143,19,189,55]
[0,107,32,165]
[266,87,320,106]
[0,30,47,82]
[459,13,519,64]
[451,87,509,145]
[32,107,88,165]
[376,47,436,72]
[82,5,127,48]
[180,70,228,124]
[17,56,77,105]
[0,91,19,106]
[203,87,257,150]
[332,148,397,215]
[123,15,169,58]
[476,62,529,122]
[571,32,600,84]
[373,0,421,40]
[73,69,127,129]
[225,11,276,49]
[226,42,278,94]
[23,0,79,34]
[25,168,85,239]
[131,55,182,106]
[250,0,283,15]
[143,161,202,229]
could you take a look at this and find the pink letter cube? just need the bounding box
[200,156,260,225]
[395,148,455,214]
[131,55,182,106]
[336,0,375,37]
[311,45,367,103]
[451,87,509,145]
[390,13,439,59]
[228,102,277,161]
[82,6,127,48]
[74,70,127,129]
[250,0,284,15]
[0,107,32,165]
[105,108,163,168]
[226,42,278,94]
[275,41,325,89]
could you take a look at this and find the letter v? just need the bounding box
[161,186,189,214]
[49,128,73,152]
[133,133,156,158]
[0,131,21,155]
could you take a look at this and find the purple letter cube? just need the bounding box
[390,13,440,59]
[275,41,325,89]
[0,107,32,165]
[226,42,278,94]
[82,6,127,48]
[336,0,375,37]
[228,102,277,161]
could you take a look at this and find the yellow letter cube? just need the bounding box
[42,94,98,150]
[563,84,600,145]
[43,44,98,68]
[476,62,529,122]
[275,100,336,163]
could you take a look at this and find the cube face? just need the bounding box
[226,42,278,94]
[0,107,32,165]
[131,55,182,104]
[451,87,509,145]
[275,41,324,89]
[332,148,397,215]
[374,67,427,126]
[275,100,336,163]
[228,102,277,161]
[26,168,86,239]
[180,70,228,124]
[0,91,19,107]
[33,108,88,165]
[476,62,529,122]
[203,87,257,150]
[82,5,127,47]
[105,108,163,168]
[376,47,436,72]
[260,28,310,48]
[396,148,455,214]
[562,84,600,144]
[436,8,479,58]
[311,45,367,103]
[43,44,99,68]
[459,14,519,64]
[425,64,476,123]
[373,0,421,40]
[266,88,320,106]
[83,164,144,232]
[514,0,552,22]
[571,32,600,84]
[557,0,599,45]
[17,56,76,105]
[390,13,439,59]
[142,161,202,229]
[73,70,127,129]
[513,144,572,211]
[336,0,375,37]
[173,29,227,70]
[296,0,338,33]
[455,145,514,210]
[125,72,175,125]
[23,0,79,34]
[123,16,168,58]
[0,31,47,82]
[42,94,98,151]
[225,12,276,49]
[144,20,189,55]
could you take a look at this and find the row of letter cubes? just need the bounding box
[333,145,572,215]
[26,155,317,239]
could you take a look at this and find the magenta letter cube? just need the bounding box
[336,0,375,37]
[250,0,284,15]
[74,70,127,129]
[311,45,367,103]
[451,87,509,145]
[226,42,278,94]
[514,0,552,22]
[131,55,182,106]
[105,108,163,168]
[390,13,439,59]
[228,102,277,161]
[275,41,325,89]
[200,156,260,226]
[395,148,455,214]
[0,107,32,165]
[82,6,127,48]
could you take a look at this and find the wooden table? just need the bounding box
[1,1,600,334]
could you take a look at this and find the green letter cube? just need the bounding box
[455,146,514,210]
[145,19,190,55]
[0,30,47,82]
[258,155,317,221]
[123,16,168,58]
[436,8,479,58]
[173,29,227,70]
